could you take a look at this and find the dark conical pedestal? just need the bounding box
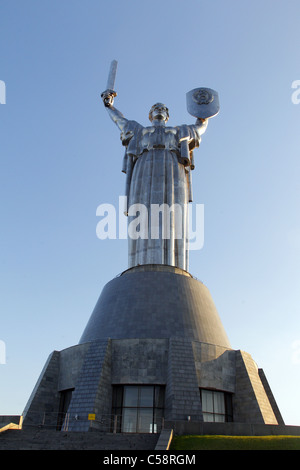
[22,265,285,434]
[80,265,231,347]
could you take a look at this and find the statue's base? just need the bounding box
[22,265,284,432]
[80,264,231,347]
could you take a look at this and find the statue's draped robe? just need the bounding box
[108,109,206,271]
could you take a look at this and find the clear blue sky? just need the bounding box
[1,0,300,426]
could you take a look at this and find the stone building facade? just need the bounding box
[22,265,284,433]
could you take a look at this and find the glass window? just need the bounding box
[112,385,165,433]
[57,388,74,430]
[201,389,214,413]
[122,408,138,433]
[139,386,154,407]
[213,391,225,415]
[123,386,139,407]
[154,386,165,408]
[200,389,233,423]
[138,408,153,433]
[112,386,123,409]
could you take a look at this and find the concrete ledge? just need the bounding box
[155,429,174,450]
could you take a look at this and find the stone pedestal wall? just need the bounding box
[22,266,284,431]
[23,337,282,430]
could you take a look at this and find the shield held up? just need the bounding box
[186,87,220,119]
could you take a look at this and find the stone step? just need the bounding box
[0,428,159,450]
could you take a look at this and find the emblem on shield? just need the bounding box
[186,87,220,119]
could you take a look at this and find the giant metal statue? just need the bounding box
[101,60,219,272]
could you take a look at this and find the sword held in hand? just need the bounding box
[101,60,118,107]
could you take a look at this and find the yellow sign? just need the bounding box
[88,413,96,421]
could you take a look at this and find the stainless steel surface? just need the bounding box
[101,60,118,107]
[106,59,118,91]
[186,87,220,119]
[101,69,219,271]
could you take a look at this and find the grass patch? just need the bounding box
[170,435,300,450]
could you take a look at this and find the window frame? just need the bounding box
[200,388,233,423]
[112,384,165,433]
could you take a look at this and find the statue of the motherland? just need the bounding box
[101,61,219,272]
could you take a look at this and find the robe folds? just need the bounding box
[106,107,207,271]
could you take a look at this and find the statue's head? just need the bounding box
[149,103,169,123]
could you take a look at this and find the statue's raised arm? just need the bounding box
[101,88,128,132]
[100,60,130,133]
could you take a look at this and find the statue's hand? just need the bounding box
[101,89,117,107]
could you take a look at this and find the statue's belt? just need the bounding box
[131,146,190,167]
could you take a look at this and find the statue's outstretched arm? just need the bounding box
[194,118,208,137]
[101,89,128,132]
[106,105,128,132]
